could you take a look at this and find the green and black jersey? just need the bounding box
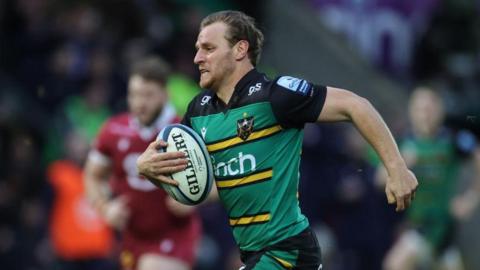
[182,69,327,251]
[401,131,460,250]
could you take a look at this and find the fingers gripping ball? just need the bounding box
[156,124,213,205]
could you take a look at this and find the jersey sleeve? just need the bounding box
[270,76,327,129]
[181,99,195,127]
[88,121,114,165]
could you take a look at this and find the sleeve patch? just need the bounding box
[276,76,312,95]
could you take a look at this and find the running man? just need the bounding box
[137,11,418,270]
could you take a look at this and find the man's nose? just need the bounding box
[194,50,204,64]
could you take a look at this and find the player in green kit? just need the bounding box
[382,87,480,270]
[137,10,418,269]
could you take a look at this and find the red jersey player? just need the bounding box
[84,57,201,270]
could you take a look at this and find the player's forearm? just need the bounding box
[85,177,107,209]
[84,161,111,213]
[348,97,407,173]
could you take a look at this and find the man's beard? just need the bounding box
[142,106,163,127]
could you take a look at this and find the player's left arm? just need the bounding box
[318,86,418,211]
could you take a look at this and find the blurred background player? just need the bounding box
[84,56,201,270]
[381,87,480,270]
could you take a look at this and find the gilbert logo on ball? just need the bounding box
[154,124,213,205]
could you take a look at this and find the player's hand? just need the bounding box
[102,196,130,230]
[165,196,196,217]
[136,140,188,186]
[385,168,418,211]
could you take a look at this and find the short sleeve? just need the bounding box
[86,121,113,166]
[181,99,195,127]
[270,76,327,129]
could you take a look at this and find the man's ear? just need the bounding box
[234,40,249,61]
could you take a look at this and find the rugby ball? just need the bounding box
[155,124,213,205]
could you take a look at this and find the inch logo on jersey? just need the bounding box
[276,76,312,95]
[214,152,256,177]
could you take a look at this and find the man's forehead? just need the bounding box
[197,23,228,42]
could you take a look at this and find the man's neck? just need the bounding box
[216,63,254,104]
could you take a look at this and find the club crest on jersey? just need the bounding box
[237,114,254,141]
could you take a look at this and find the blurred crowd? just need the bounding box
[309,0,480,126]
[1,0,480,270]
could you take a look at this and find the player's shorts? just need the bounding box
[119,220,201,270]
[239,227,322,270]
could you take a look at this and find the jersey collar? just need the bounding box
[209,68,262,110]
[220,68,262,109]
[233,68,261,95]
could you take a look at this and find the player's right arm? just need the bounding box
[270,77,417,211]
[84,153,130,230]
[84,154,111,210]
[318,87,418,211]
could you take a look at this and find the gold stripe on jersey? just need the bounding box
[229,212,271,227]
[272,256,294,269]
[207,125,282,153]
[216,169,273,189]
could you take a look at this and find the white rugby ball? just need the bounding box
[155,124,213,205]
